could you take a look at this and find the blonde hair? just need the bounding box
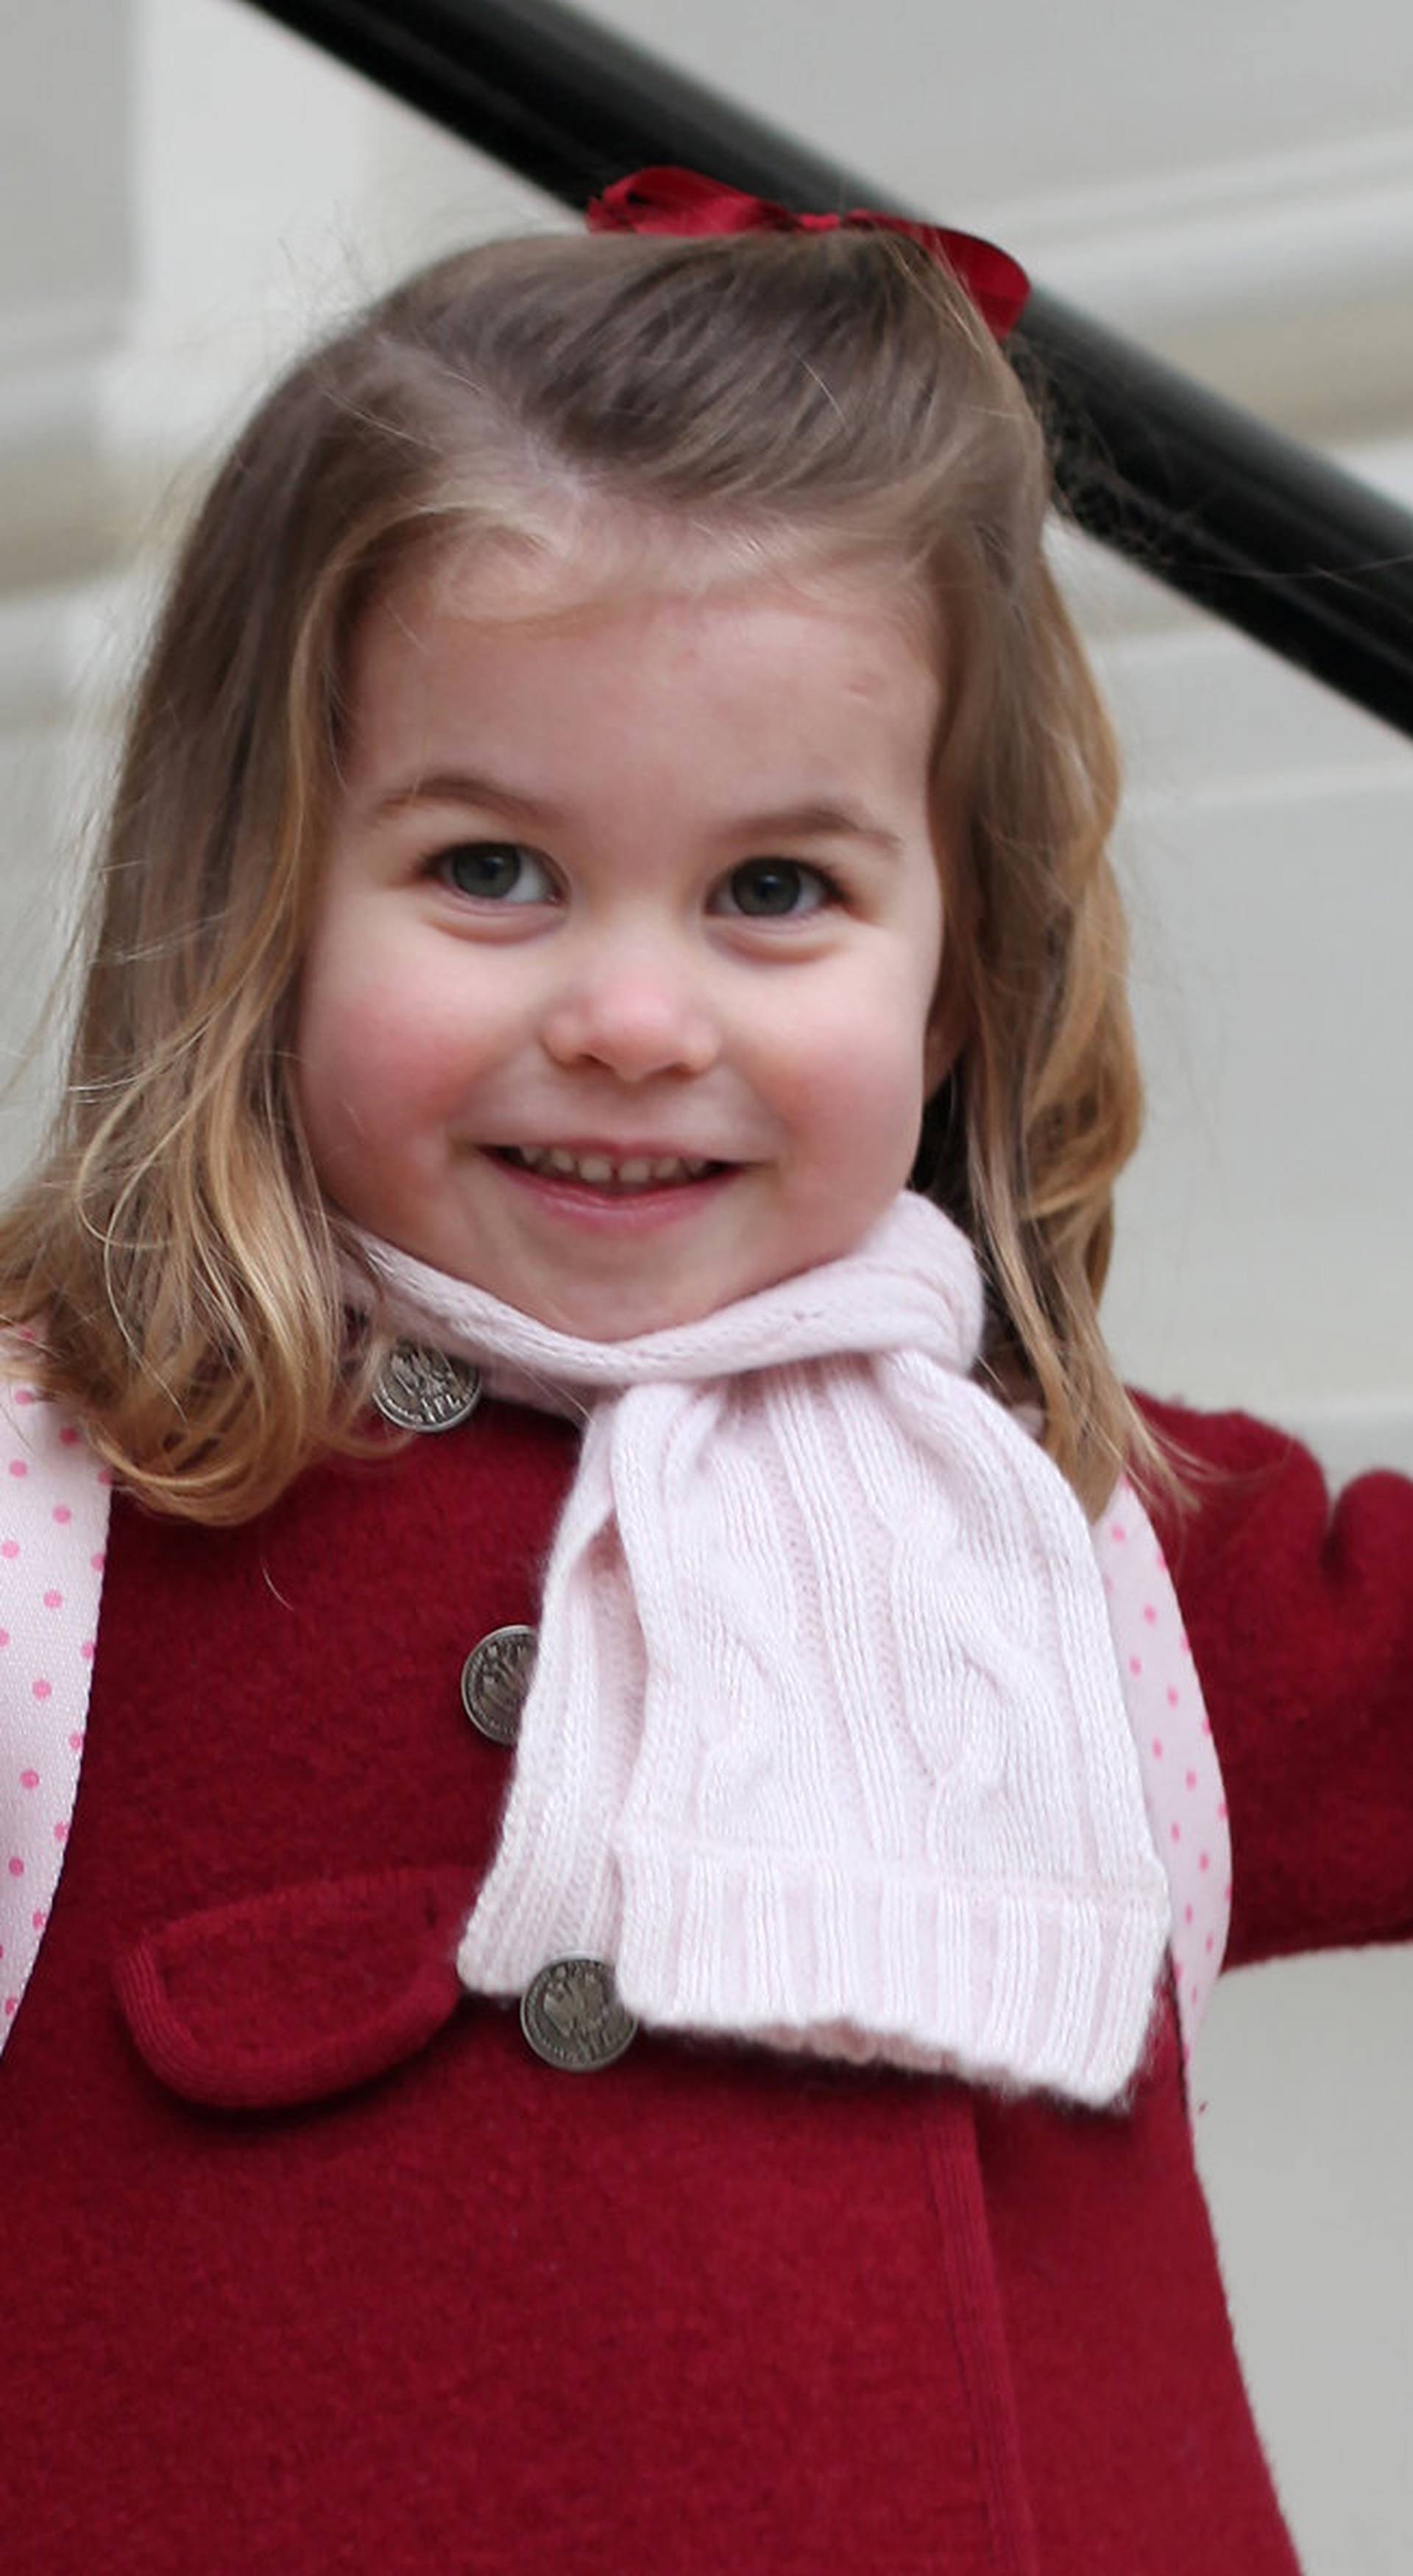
[0,226,1152,1521]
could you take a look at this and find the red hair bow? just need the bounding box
[586,166,1029,341]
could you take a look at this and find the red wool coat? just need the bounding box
[2,1392,1411,2575]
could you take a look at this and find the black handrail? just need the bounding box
[247,0,1413,740]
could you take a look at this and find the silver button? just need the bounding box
[373,1341,482,1432]
[520,1958,637,2073]
[461,1625,537,1746]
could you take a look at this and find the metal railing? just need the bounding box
[249,0,1413,738]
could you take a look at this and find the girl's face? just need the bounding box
[297,539,949,1339]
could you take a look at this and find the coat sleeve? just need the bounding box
[1138,1395,1413,1969]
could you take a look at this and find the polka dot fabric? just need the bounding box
[0,1354,110,2048]
[1096,1478,1230,2076]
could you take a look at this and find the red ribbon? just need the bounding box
[586,166,1029,341]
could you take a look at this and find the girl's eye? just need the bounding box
[437,842,554,904]
[714,859,835,920]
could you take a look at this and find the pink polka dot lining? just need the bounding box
[0,1358,112,2059]
[1095,1473,1232,2095]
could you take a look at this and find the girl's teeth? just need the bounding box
[505,1146,714,1189]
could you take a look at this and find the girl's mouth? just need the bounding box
[491,1145,729,1197]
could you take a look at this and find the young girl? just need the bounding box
[1,169,1408,2576]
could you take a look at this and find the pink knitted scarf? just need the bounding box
[361,1194,1173,2106]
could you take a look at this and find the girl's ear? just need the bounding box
[923,1008,957,1097]
[922,789,974,1100]
[922,941,971,1099]
[910,1065,961,1201]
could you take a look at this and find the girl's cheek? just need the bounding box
[779,1038,926,1186]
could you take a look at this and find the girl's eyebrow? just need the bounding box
[730,802,907,859]
[363,768,554,825]
[361,771,906,858]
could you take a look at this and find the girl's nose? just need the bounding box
[539,935,721,1083]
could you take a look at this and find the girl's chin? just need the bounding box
[494,1270,740,1344]
[445,1150,762,1337]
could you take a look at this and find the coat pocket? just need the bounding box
[113,1864,477,2108]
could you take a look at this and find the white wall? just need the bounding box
[2,5,1410,2566]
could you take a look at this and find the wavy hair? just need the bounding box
[0,226,1152,1520]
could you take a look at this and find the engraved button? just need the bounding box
[520,1958,637,2073]
[460,1625,537,1746]
[373,1341,482,1432]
